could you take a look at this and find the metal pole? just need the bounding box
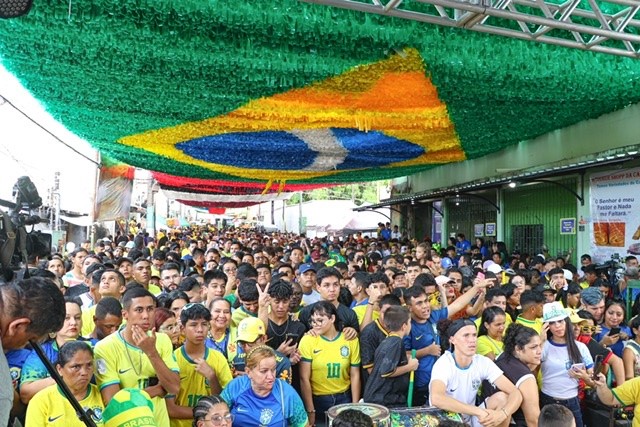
[298,191,303,234]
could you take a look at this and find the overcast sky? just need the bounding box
[0,63,99,214]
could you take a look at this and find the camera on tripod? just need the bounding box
[0,176,51,281]
[594,253,625,287]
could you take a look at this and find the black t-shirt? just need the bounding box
[360,319,388,369]
[65,283,89,299]
[363,335,409,407]
[577,335,612,363]
[359,319,389,392]
[266,317,307,351]
[485,354,533,426]
[298,302,360,333]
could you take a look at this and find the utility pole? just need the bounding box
[298,191,303,234]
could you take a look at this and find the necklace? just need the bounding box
[268,316,290,338]
[122,331,143,376]
[486,335,504,355]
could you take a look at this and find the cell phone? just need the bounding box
[147,377,159,387]
[592,355,605,381]
[571,363,585,371]
[609,327,621,335]
[285,333,300,345]
[477,272,485,280]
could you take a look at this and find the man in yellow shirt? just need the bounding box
[94,287,180,426]
[167,303,232,427]
[515,290,544,333]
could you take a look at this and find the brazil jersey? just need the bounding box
[352,305,380,326]
[231,306,256,329]
[6,348,30,391]
[221,376,308,427]
[82,305,97,337]
[205,327,238,365]
[25,383,104,426]
[515,316,543,334]
[299,332,360,395]
[94,330,179,426]
[171,346,233,427]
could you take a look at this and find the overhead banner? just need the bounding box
[94,159,134,221]
[589,167,640,262]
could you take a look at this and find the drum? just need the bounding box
[326,403,390,426]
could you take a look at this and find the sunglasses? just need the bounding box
[580,326,597,333]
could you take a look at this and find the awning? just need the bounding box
[60,214,94,227]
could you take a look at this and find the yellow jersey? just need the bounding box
[515,316,543,334]
[352,305,380,327]
[299,332,360,396]
[170,346,233,427]
[26,383,104,426]
[82,305,97,337]
[476,335,504,358]
[230,306,255,329]
[94,330,179,426]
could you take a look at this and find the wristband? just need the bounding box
[307,410,316,413]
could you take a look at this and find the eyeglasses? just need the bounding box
[160,323,180,332]
[204,414,234,425]
[581,326,597,333]
[310,317,329,326]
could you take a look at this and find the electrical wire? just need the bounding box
[0,94,101,168]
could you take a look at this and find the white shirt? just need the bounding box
[541,339,593,399]
[429,351,503,423]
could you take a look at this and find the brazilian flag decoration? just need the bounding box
[1,0,640,191]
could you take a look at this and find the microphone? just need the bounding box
[0,0,33,19]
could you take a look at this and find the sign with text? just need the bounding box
[485,223,496,237]
[474,223,484,237]
[590,167,640,262]
[560,218,576,235]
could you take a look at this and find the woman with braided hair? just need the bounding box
[220,345,309,427]
[192,395,232,427]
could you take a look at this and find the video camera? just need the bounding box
[594,253,625,288]
[0,176,51,281]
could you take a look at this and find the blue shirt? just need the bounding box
[221,376,308,427]
[6,349,30,390]
[455,240,471,256]
[20,340,59,386]
[403,307,448,388]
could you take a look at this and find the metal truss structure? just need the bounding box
[301,0,640,58]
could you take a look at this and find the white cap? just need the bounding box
[563,269,573,282]
[435,275,455,286]
[487,263,503,274]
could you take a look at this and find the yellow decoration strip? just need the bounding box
[119,49,464,181]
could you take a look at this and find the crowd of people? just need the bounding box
[5,226,640,427]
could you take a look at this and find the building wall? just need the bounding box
[503,178,578,259]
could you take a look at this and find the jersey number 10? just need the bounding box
[326,363,340,379]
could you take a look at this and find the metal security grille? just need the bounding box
[447,195,498,240]
[302,0,640,58]
[511,224,544,256]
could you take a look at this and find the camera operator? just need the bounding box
[618,256,639,296]
[0,277,65,425]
